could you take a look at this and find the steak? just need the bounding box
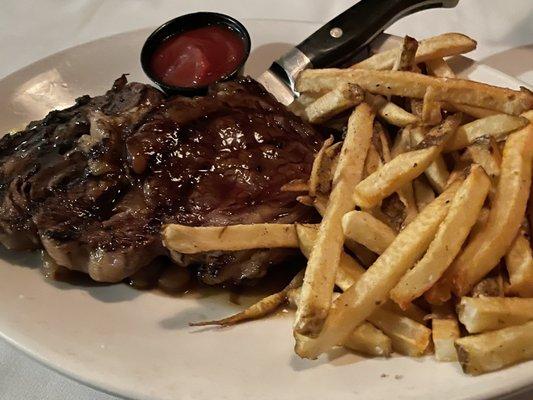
[0,76,321,285]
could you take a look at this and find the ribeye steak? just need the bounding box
[0,76,321,285]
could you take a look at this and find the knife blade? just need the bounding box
[257,0,459,105]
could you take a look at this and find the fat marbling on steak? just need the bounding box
[0,76,322,285]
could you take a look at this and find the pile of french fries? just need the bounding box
[162,33,533,376]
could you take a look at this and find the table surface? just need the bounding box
[0,1,532,399]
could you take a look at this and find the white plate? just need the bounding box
[0,19,531,400]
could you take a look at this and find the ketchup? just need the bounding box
[149,25,246,88]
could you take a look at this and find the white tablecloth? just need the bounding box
[0,1,532,399]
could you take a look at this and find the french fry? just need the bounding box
[296,69,533,115]
[462,142,501,180]
[295,180,462,359]
[162,223,298,254]
[450,119,533,296]
[295,224,429,356]
[469,207,490,240]
[444,103,498,119]
[390,126,419,224]
[375,123,392,163]
[304,83,364,124]
[445,114,529,152]
[369,307,431,356]
[295,104,374,337]
[396,183,418,226]
[312,195,328,216]
[365,92,419,127]
[281,179,309,192]
[363,143,382,178]
[455,321,533,375]
[425,58,455,78]
[391,166,491,309]
[190,270,304,327]
[383,301,427,325]
[471,272,505,298]
[421,87,443,125]
[505,227,533,297]
[410,125,449,193]
[425,58,498,118]
[309,136,334,197]
[352,33,477,71]
[296,195,314,208]
[295,224,365,288]
[413,177,435,212]
[391,126,412,157]
[392,35,419,72]
[353,114,460,208]
[295,92,323,107]
[431,303,460,362]
[343,320,392,357]
[288,288,392,357]
[342,210,396,254]
[457,297,533,334]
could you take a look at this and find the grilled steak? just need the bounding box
[0,76,321,285]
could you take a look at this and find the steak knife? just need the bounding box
[257,0,459,105]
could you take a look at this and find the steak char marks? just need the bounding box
[0,76,321,285]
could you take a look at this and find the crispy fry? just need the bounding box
[365,92,419,127]
[413,177,435,212]
[410,125,449,193]
[421,87,443,125]
[342,210,396,254]
[369,307,431,356]
[383,301,427,325]
[304,83,364,124]
[162,223,298,254]
[309,136,335,197]
[505,227,533,297]
[462,142,501,180]
[295,181,461,358]
[352,33,476,71]
[424,58,498,119]
[471,272,505,298]
[391,126,412,157]
[295,104,374,337]
[288,288,392,357]
[353,114,460,208]
[397,183,418,226]
[190,270,304,327]
[296,69,533,115]
[450,120,533,296]
[281,179,309,192]
[363,143,382,178]
[392,36,419,72]
[312,195,328,216]
[445,103,498,119]
[431,303,460,362]
[425,58,455,78]
[296,195,314,208]
[457,297,533,334]
[391,166,490,309]
[390,127,419,224]
[295,224,428,356]
[445,114,529,152]
[342,321,392,357]
[295,224,365,288]
[455,321,533,375]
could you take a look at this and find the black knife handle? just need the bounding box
[297,0,459,68]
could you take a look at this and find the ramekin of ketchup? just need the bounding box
[141,12,251,95]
